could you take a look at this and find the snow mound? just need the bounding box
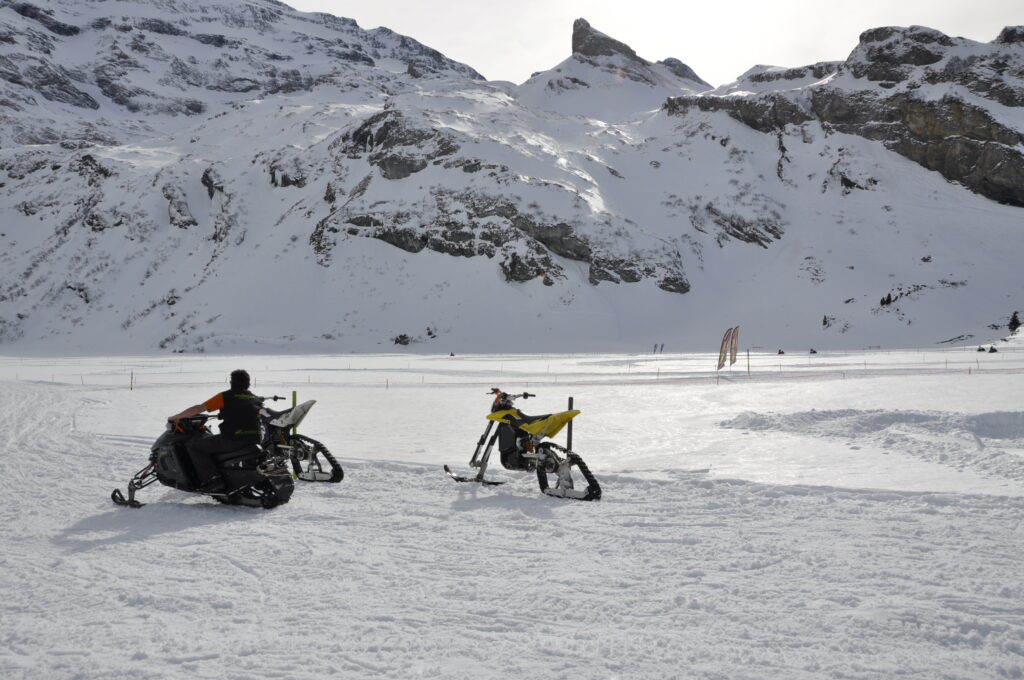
[722,409,1024,482]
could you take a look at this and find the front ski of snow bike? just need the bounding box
[111,461,159,508]
[444,419,507,486]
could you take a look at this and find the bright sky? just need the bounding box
[284,0,1020,87]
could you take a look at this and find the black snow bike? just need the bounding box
[111,413,294,509]
[258,396,344,483]
[445,389,601,501]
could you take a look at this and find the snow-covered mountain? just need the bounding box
[0,0,1021,353]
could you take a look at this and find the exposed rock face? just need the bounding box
[0,8,1021,352]
[670,25,1024,207]
[996,26,1024,45]
[665,94,813,134]
[10,3,80,37]
[336,109,459,179]
[657,58,711,88]
[568,18,709,89]
[745,62,841,85]
[0,0,483,145]
[572,18,642,62]
[809,90,1024,205]
[0,56,99,109]
[161,184,198,229]
[316,182,690,294]
[847,26,954,82]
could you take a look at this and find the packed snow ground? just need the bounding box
[1,346,1023,679]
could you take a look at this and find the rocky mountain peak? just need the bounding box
[1,4,1022,353]
[571,18,643,63]
[995,26,1024,45]
[656,57,711,88]
[847,25,957,81]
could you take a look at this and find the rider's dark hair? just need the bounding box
[230,369,250,391]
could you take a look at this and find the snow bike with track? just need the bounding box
[445,389,601,501]
[258,396,344,483]
[111,413,294,509]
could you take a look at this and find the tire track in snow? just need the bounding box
[1,380,1024,679]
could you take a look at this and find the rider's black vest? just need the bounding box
[218,389,260,441]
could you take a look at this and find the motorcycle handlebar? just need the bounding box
[488,390,536,400]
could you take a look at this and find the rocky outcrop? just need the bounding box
[336,109,459,179]
[847,26,954,83]
[161,184,198,229]
[996,26,1024,45]
[569,19,709,89]
[808,89,1024,205]
[0,0,484,145]
[665,93,813,133]
[657,58,711,88]
[0,56,99,109]
[321,187,689,293]
[572,18,643,63]
[667,25,1024,207]
[744,62,841,85]
[10,3,80,37]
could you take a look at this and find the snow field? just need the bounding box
[0,349,1023,679]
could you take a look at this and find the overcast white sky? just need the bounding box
[284,0,1020,87]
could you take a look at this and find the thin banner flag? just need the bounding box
[730,326,739,365]
[717,327,734,370]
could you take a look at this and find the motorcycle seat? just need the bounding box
[513,412,551,426]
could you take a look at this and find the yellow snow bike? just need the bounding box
[445,389,601,501]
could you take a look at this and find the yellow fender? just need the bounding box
[486,409,580,439]
[486,409,521,424]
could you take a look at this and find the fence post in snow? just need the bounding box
[567,396,574,451]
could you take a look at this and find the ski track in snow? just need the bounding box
[1,354,1024,679]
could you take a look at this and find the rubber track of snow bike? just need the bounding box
[289,434,344,483]
[536,443,601,501]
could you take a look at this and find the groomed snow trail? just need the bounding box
[1,352,1023,679]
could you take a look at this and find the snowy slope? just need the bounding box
[1,348,1023,679]
[0,4,1022,354]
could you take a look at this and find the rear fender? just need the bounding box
[520,409,580,438]
[269,400,316,429]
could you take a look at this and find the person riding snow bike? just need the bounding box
[168,369,261,492]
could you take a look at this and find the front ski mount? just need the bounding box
[443,465,506,486]
[111,462,158,508]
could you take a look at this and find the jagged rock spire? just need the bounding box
[570,18,709,86]
[572,18,644,62]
